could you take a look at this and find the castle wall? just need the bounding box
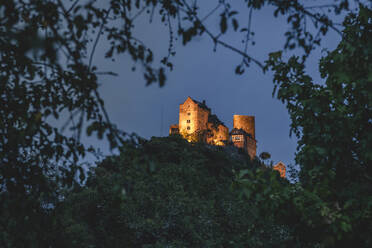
[273,162,286,178]
[169,124,179,135]
[233,115,255,139]
[216,124,229,145]
[231,134,245,149]
[207,123,229,146]
[246,137,257,159]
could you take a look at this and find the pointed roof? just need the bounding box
[183,96,210,111]
[208,114,226,128]
[274,161,285,168]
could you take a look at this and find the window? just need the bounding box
[187,120,190,123]
[187,126,190,130]
[233,136,242,141]
[187,112,191,115]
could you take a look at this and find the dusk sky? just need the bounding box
[81,1,343,167]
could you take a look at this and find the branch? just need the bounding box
[66,0,80,15]
[216,39,264,69]
[89,8,112,70]
[244,7,254,55]
[304,4,337,10]
[201,3,222,22]
[301,8,342,36]
[131,6,148,21]
[181,0,264,70]
[54,3,122,145]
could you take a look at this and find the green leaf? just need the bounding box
[220,14,227,34]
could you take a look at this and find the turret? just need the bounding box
[233,115,255,139]
[231,115,256,159]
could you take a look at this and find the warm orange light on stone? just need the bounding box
[169,97,257,159]
[273,162,286,178]
[169,97,286,177]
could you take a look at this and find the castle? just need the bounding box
[169,97,257,159]
[169,97,286,178]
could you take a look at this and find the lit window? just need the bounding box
[187,120,190,123]
[187,126,190,130]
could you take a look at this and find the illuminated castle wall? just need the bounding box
[230,115,257,159]
[273,162,286,178]
[169,97,257,159]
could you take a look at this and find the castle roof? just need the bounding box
[208,114,226,128]
[189,97,211,111]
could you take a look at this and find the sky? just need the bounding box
[79,1,343,167]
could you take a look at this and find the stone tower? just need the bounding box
[230,115,257,159]
[179,97,210,136]
[273,161,286,178]
[233,115,255,139]
[169,97,229,145]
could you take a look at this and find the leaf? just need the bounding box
[235,65,244,75]
[220,14,227,34]
[228,11,238,17]
[232,18,239,31]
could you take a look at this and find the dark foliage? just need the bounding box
[54,136,289,247]
[265,6,372,247]
[0,0,370,247]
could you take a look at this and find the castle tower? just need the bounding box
[273,161,286,178]
[233,115,255,139]
[170,97,229,145]
[179,97,210,135]
[231,115,257,159]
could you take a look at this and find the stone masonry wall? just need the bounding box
[207,123,229,146]
[233,115,255,139]
[179,97,209,136]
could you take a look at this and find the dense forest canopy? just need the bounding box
[0,0,371,247]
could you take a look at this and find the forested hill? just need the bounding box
[54,135,289,247]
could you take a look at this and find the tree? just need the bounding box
[0,0,364,173]
[259,151,271,161]
[54,136,291,247]
[264,6,372,246]
[0,0,370,246]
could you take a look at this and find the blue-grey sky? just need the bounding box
[81,1,342,167]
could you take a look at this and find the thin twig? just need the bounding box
[89,8,112,70]
[66,0,80,15]
[55,2,121,145]
[201,3,221,22]
[61,110,79,133]
[304,4,337,10]
[150,5,155,23]
[244,7,253,55]
[181,0,264,70]
[131,6,147,21]
[217,39,264,69]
